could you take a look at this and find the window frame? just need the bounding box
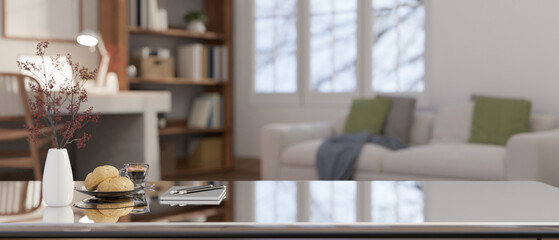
[363,0,432,108]
[247,0,427,107]
[249,0,300,105]
[369,0,427,94]
[302,0,362,106]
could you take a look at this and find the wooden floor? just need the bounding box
[0,158,261,181]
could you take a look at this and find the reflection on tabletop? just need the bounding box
[3,181,559,224]
[0,181,42,221]
[0,181,230,223]
[76,191,149,223]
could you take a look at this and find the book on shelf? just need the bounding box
[178,44,202,80]
[188,97,212,128]
[187,93,223,129]
[178,44,228,82]
[129,0,168,31]
[140,0,147,28]
[129,0,137,27]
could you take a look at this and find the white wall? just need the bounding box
[234,0,559,158]
[427,0,559,115]
[0,1,99,73]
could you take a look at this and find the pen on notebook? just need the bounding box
[178,185,226,195]
[169,184,213,194]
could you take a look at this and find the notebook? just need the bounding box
[159,186,226,205]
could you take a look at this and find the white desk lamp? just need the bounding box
[77,30,118,93]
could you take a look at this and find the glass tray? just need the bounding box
[74,185,142,198]
[73,196,148,210]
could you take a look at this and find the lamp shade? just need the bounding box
[75,29,110,90]
[76,30,99,47]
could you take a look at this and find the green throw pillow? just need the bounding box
[343,97,392,134]
[468,96,531,146]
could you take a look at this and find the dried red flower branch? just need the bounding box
[17,41,100,149]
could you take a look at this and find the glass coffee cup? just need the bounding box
[131,192,150,214]
[120,163,149,187]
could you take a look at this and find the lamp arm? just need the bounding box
[96,36,110,88]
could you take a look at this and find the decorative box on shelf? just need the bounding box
[139,56,174,80]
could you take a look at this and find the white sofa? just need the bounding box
[261,103,559,186]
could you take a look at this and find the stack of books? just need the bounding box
[177,44,228,82]
[188,93,223,129]
[129,0,168,31]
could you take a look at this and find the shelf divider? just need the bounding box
[130,77,223,86]
[159,126,226,136]
[162,166,227,179]
[128,26,225,40]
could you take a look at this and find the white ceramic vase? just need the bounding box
[42,148,74,206]
[187,20,206,33]
[43,206,74,223]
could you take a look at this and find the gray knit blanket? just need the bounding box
[316,132,408,180]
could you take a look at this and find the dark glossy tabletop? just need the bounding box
[2,180,559,238]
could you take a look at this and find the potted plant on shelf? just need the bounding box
[184,11,208,33]
[17,41,100,206]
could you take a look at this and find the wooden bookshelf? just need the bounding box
[129,77,223,86]
[159,119,227,136]
[99,0,234,179]
[162,166,226,179]
[128,26,225,40]
[159,126,226,136]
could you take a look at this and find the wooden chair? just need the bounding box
[0,181,42,216]
[0,73,47,180]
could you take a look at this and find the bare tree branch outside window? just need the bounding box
[310,0,358,93]
[372,0,425,93]
[254,0,297,93]
[253,0,425,95]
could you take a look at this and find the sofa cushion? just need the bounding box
[357,143,393,172]
[430,103,473,144]
[382,143,506,180]
[469,96,531,146]
[281,139,390,173]
[380,95,417,144]
[281,139,323,167]
[343,97,392,134]
[409,112,435,146]
[531,114,557,132]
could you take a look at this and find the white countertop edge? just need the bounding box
[83,91,172,114]
[5,222,559,227]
